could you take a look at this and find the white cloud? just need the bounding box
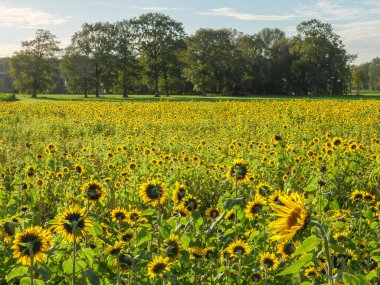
[199,7,298,21]
[0,44,20,57]
[294,0,380,21]
[0,4,70,29]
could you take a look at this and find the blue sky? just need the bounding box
[0,0,379,63]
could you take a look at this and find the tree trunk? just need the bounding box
[154,72,159,97]
[163,70,169,96]
[122,71,128,98]
[95,64,100,98]
[31,89,37,98]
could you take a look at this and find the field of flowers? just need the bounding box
[0,100,379,285]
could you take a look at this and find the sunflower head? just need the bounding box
[172,182,187,204]
[55,205,92,242]
[245,196,266,219]
[11,226,52,265]
[260,252,280,271]
[256,182,272,196]
[147,256,170,278]
[107,242,123,255]
[26,165,36,178]
[304,267,320,279]
[1,221,16,243]
[205,207,222,221]
[164,235,182,260]
[204,247,217,259]
[111,207,128,222]
[277,241,297,260]
[226,159,251,183]
[225,209,236,221]
[269,191,285,206]
[173,205,190,217]
[182,194,200,212]
[117,253,134,271]
[73,164,84,175]
[81,180,105,203]
[120,229,135,243]
[126,208,146,225]
[188,247,206,259]
[140,179,168,206]
[225,239,250,258]
[268,192,308,241]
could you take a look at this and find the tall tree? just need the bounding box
[133,13,185,97]
[351,66,366,95]
[9,29,60,97]
[184,29,244,95]
[71,22,117,97]
[114,20,137,97]
[0,58,13,93]
[60,46,95,96]
[290,19,353,95]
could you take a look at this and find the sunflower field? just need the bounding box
[0,100,379,285]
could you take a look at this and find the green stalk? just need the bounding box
[28,244,34,285]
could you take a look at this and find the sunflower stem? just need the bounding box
[29,247,34,285]
[117,254,121,285]
[73,236,77,285]
[237,256,242,285]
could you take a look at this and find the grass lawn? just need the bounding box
[9,91,380,103]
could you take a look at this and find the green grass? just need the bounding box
[12,92,380,103]
[0,93,16,101]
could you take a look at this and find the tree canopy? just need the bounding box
[6,15,373,97]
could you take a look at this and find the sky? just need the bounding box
[0,0,379,64]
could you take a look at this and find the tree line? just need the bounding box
[1,13,378,97]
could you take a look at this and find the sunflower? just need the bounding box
[188,247,206,259]
[350,189,365,202]
[20,181,30,191]
[1,221,15,243]
[332,137,343,148]
[182,194,200,212]
[26,165,36,178]
[225,209,236,221]
[12,226,52,265]
[250,271,262,283]
[73,164,84,175]
[164,235,182,260]
[225,239,250,258]
[173,205,190,217]
[268,192,308,241]
[172,182,187,204]
[204,247,217,259]
[147,256,171,278]
[304,267,320,279]
[111,207,128,222]
[205,207,222,221]
[107,241,123,255]
[226,159,251,183]
[140,179,168,206]
[256,182,272,196]
[269,191,285,206]
[117,253,134,272]
[260,252,280,271]
[126,208,146,225]
[277,241,297,260]
[120,229,135,243]
[333,231,349,242]
[35,178,45,188]
[55,205,92,241]
[245,196,266,219]
[81,180,106,203]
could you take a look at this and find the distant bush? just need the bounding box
[0,93,16,101]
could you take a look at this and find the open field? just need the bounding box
[0,99,379,284]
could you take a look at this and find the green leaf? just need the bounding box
[89,221,102,236]
[294,235,320,256]
[62,260,73,274]
[181,235,191,248]
[159,224,170,239]
[20,278,45,285]
[82,269,100,285]
[342,273,371,285]
[6,266,29,281]
[277,253,312,276]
